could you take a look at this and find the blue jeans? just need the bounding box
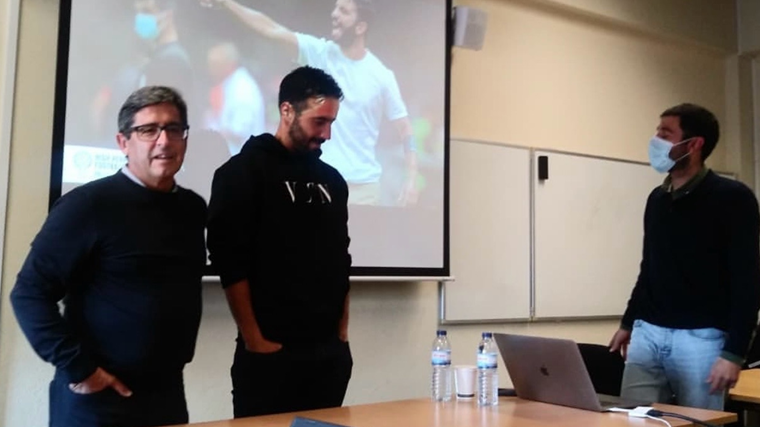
[621,319,726,410]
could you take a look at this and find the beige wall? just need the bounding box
[450,0,743,175]
[736,0,760,190]
[0,0,14,305]
[542,0,737,52]
[0,0,750,425]
[0,0,59,425]
[739,0,760,54]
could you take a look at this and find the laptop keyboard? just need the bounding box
[599,399,620,407]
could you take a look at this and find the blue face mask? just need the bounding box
[134,13,159,40]
[648,135,692,174]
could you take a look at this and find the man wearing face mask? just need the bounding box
[609,103,760,410]
[207,66,352,418]
[200,0,418,206]
[134,0,194,102]
[93,0,195,138]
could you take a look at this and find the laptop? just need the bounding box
[493,333,650,412]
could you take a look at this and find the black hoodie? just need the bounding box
[208,133,351,345]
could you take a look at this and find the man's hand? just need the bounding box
[69,367,132,397]
[707,357,741,394]
[339,293,349,343]
[608,328,632,360]
[245,337,283,354]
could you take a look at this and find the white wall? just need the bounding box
[0,0,751,425]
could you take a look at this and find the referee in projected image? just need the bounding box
[201,0,418,206]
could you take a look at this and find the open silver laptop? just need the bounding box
[494,333,650,412]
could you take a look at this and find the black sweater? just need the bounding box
[207,134,351,345]
[10,172,207,386]
[621,171,760,359]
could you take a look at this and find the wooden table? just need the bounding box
[730,369,760,404]
[173,397,737,427]
[727,369,760,426]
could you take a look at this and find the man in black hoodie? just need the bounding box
[11,86,207,426]
[207,66,352,418]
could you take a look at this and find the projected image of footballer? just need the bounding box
[200,0,418,206]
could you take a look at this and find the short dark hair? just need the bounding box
[353,0,375,27]
[278,66,343,113]
[660,103,720,162]
[118,86,188,135]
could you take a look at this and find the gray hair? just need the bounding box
[117,86,188,135]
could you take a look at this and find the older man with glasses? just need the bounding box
[11,86,207,427]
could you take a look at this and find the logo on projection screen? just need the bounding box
[62,145,126,184]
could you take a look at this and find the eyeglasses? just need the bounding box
[126,123,189,142]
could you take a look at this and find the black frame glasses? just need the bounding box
[126,123,189,142]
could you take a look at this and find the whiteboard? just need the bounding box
[533,151,663,318]
[443,140,531,322]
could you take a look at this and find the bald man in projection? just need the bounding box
[205,41,266,155]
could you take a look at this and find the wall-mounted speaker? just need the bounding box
[452,6,488,51]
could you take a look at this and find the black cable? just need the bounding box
[646,409,719,427]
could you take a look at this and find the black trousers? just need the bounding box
[49,373,188,427]
[231,339,353,418]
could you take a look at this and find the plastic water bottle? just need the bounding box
[477,332,498,406]
[431,330,452,401]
